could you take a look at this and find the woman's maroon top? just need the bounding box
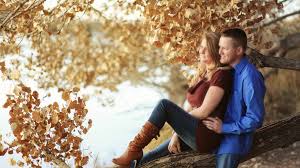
[186,68,233,153]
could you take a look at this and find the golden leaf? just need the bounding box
[9,158,16,166]
[153,41,163,48]
[0,147,8,156]
[0,61,6,73]
[17,161,24,167]
[21,86,31,93]
[3,99,14,108]
[62,91,70,101]
[72,87,80,92]
[51,112,59,125]
[88,119,92,129]
[81,156,89,166]
[32,111,42,123]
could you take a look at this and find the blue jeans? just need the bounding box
[130,98,199,167]
[216,153,241,168]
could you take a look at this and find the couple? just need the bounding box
[112,28,266,168]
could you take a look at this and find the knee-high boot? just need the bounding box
[112,121,160,167]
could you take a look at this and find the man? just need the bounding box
[203,28,266,168]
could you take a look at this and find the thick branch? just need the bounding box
[259,32,300,78]
[247,48,300,71]
[262,9,300,27]
[246,32,300,71]
[140,114,300,168]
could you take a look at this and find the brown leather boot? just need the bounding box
[112,121,160,167]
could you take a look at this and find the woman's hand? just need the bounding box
[168,133,181,154]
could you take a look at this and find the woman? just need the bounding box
[112,32,233,168]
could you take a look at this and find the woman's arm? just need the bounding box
[171,88,224,135]
[189,86,224,120]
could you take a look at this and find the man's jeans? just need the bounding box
[129,98,199,168]
[216,153,241,168]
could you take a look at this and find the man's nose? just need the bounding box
[219,48,223,55]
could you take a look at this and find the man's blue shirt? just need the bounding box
[216,56,266,155]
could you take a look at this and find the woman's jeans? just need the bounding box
[129,98,200,168]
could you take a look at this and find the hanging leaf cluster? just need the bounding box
[130,0,283,65]
[2,84,92,167]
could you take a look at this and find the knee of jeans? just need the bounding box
[159,98,169,105]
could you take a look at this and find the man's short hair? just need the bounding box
[221,28,247,51]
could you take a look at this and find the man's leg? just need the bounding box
[216,153,241,168]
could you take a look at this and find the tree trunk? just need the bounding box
[140,113,300,168]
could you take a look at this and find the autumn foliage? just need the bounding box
[0,0,283,89]
[1,84,92,167]
[0,0,290,167]
[131,0,283,65]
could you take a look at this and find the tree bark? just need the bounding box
[247,48,300,71]
[246,32,300,71]
[261,9,300,27]
[140,113,300,168]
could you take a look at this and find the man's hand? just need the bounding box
[168,133,181,154]
[202,117,222,134]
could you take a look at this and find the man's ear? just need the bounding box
[235,46,244,56]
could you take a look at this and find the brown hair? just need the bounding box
[189,32,230,87]
[221,28,247,51]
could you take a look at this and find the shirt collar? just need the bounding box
[233,55,248,74]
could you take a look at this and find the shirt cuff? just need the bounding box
[221,123,233,133]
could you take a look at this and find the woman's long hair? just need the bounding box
[189,32,229,87]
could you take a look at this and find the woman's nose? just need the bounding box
[199,47,204,54]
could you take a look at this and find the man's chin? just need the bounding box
[220,59,228,64]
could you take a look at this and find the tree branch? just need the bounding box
[247,49,300,71]
[140,113,300,168]
[0,1,27,29]
[246,32,300,71]
[262,9,300,27]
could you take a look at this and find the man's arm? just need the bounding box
[221,74,266,134]
[203,73,266,134]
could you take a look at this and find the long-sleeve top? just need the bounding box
[216,56,266,155]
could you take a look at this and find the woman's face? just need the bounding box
[198,38,213,65]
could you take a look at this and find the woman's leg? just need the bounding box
[113,98,198,167]
[148,98,199,151]
[131,137,193,168]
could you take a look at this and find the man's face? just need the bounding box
[218,36,243,65]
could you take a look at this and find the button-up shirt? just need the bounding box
[216,55,266,155]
